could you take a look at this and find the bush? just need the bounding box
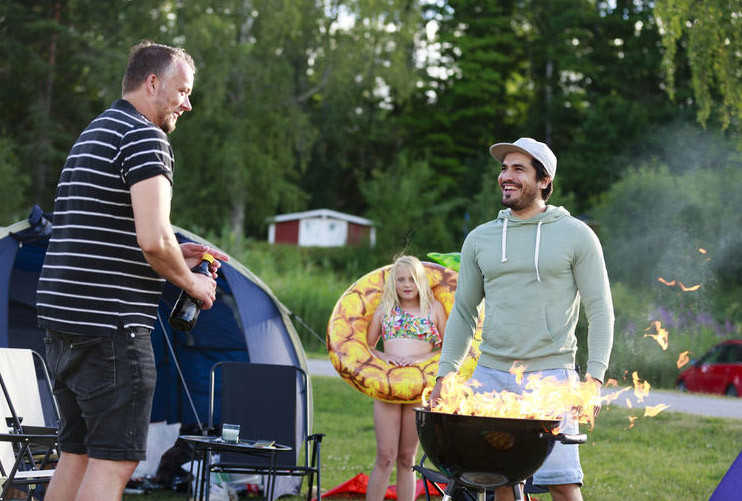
[589,160,742,388]
[0,135,30,225]
[601,282,740,389]
[593,162,742,323]
[361,154,461,254]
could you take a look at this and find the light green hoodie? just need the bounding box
[437,205,614,382]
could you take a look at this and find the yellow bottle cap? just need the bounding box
[202,253,215,264]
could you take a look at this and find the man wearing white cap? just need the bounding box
[431,138,615,501]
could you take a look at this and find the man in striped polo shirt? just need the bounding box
[37,41,228,501]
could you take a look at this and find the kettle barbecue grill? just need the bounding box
[415,408,587,501]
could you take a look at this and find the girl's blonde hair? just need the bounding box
[377,255,435,317]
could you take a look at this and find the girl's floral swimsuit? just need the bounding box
[382,306,442,347]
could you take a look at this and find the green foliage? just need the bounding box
[296,0,422,215]
[209,240,391,352]
[593,160,742,315]
[0,135,30,225]
[404,0,525,196]
[589,156,742,386]
[361,154,460,254]
[170,0,321,236]
[655,0,742,129]
[558,95,650,207]
[605,282,739,387]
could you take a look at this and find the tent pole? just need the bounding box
[157,312,205,434]
[290,312,326,345]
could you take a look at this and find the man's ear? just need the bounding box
[540,176,552,189]
[145,73,158,95]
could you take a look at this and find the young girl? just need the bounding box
[365,255,447,501]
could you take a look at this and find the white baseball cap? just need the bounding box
[489,137,557,179]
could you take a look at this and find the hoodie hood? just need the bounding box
[496,205,571,282]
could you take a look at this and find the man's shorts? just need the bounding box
[470,365,584,487]
[44,326,156,461]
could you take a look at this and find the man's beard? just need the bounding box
[501,184,541,211]
[154,95,177,133]
[157,111,176,133]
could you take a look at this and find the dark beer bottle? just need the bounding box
[169,253,215,332]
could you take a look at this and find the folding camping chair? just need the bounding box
[0,348,59,501]
[207,362,323,501]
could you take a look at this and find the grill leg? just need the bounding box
[512,482,524,501]
[441,478,462,501]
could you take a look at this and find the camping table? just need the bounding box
[181,435,292,501]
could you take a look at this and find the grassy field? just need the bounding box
[123,375,742,501]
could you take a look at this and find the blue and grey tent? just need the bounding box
[0,207,312,494]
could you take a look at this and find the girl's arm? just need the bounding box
[433,300,447,342]
[367,310,390,362]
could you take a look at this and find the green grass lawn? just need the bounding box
[124,375,742,501]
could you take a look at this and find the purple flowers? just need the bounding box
[645,306,738,338]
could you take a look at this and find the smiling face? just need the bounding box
[395,264,420,303]
[498,151,549,215]
[153,59,194,133]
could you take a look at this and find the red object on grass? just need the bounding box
[320,473,446,499]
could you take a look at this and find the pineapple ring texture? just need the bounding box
[326,262,482,403]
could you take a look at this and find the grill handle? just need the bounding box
[538,432,587,445]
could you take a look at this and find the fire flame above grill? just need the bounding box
[423,366,670,430]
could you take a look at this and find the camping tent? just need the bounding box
[0,207,312,494]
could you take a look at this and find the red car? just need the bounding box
[676,339,742,397]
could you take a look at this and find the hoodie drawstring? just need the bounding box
[501,218,508,262]
[534,220,542,282]
[500,217,543,282]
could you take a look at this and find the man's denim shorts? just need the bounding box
[470,365,584,487]
[44,326,156,461]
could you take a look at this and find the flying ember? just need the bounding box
[644,321,669,350]
[657,277,701,292]
[678,281,701,292]
[644,403,670,417]
[676,351,691,368]
[632,372,651,402]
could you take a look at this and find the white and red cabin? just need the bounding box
[267,209,376,247]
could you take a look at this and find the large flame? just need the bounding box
[422,368,669,432]
[425,371,604,430]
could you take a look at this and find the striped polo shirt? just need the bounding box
[37,99,174,336]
